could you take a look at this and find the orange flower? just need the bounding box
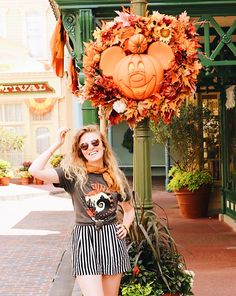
[133,265,140,276]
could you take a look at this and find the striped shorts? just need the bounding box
[71,224,131,277]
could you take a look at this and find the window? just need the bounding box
[201,93,220,180]
[4,104,23,122]
[0,104,24,166]
[25,11,44,58]
[4,126,25,166]
[32,112,52,121]
[36,127,50,154]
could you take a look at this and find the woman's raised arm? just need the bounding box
[29,127,70,184]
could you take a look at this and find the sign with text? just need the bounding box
[0,82,55,94]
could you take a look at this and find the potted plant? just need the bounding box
[17,161,33,185]
[50,153,64,168]
[150,103,213,218]
[119,198,195,295]
[167,167,213,218]
[0,159,14,186]
[0,127,24,153]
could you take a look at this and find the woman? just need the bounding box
[29,125,135,296]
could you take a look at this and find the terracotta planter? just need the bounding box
[163,293,179,296]
[35,178,44,185]
[28,176,34,184]
[0,177,10,186]
[20,177,30,185]
[175,187,210,218]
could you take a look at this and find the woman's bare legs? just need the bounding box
[76,275,104,296]
[102,273,123,296]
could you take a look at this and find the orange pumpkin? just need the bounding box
[113,54,164,100]
[99,42,174,100]
[128,34,148,54]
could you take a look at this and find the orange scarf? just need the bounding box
[85,164,118,192]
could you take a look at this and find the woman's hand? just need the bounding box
[116,224,128,240]
[56,127,71,147]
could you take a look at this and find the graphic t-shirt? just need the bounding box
[54,167,131,225]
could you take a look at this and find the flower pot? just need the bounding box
[175,187,210,218]
[0,177,10,186]
[28,176,34,184]
[20,177,30,185]
[163,293,179,296]
[35,178,44,185]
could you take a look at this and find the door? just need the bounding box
[222,93,236,219]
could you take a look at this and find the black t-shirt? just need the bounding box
[54,167,131,225]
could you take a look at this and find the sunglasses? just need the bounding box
[79,139,101,151]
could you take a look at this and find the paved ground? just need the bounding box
[152,191,236,296]
[0,179,236,295]
[0,184,74,296]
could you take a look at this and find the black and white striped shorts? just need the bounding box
[71,224,131,277]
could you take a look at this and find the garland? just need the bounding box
[81,9,201,126]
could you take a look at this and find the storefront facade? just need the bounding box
[51,0,236,224]
[0,0,74,168]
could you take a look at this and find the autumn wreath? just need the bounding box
[81,9,201,126]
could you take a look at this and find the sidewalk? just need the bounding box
[0,179,236,295]
[152,190,236,296]
[0,183,74,296]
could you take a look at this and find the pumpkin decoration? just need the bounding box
[113,54,162,100]
[82,10,202,126]
[128,34,148,54]
[99,42,174,100]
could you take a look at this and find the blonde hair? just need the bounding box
[61,125,131,200]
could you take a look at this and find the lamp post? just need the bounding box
[131,0,153,210]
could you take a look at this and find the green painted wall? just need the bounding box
[112,122,166,176]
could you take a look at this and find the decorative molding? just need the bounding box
[63,12,76,43]
[196,16,236,67]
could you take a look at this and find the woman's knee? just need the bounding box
[102,273,123,296]
[76,275,104,296]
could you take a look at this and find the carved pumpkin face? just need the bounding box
[113,54,164,100]
[99,41,174,100]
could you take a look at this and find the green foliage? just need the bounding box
[121,282,153,296]
[120,198,195,295]
[18,161,32,171]
[17,161,33,178]
[0,159,11,171]
[0,127,25,153]
[50,153,64,168]
[17,170,32,178]
[150,103,213,193]
[167,166,213,192]
[0,159,13,178]
[150,103,212,172]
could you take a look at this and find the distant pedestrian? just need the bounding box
[29,125,135,296]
